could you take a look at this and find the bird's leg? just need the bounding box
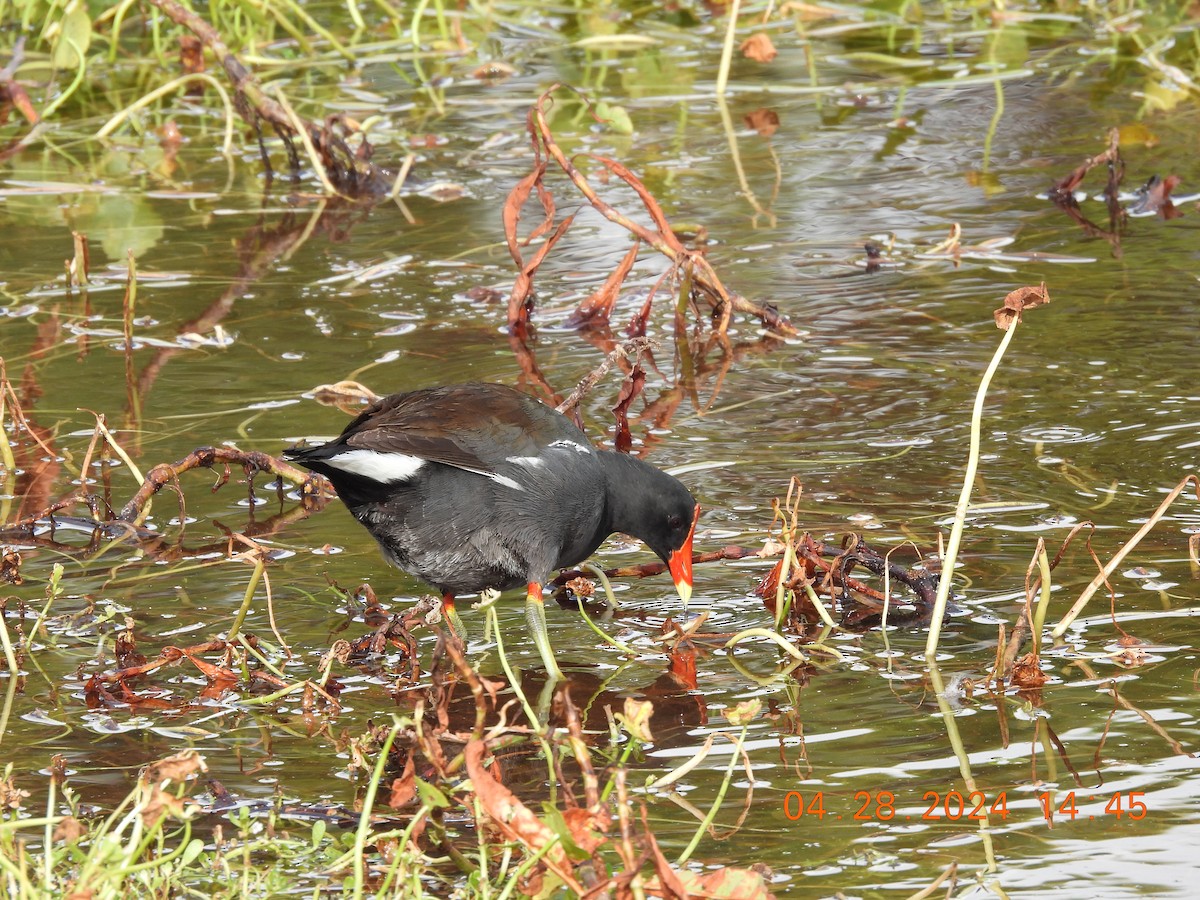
[441,592,466,639]
[525,582,565,681]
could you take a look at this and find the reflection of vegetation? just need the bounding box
[5,1,1200,155]
[0,599,773,898]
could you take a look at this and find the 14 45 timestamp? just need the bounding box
[782,790,1149,823]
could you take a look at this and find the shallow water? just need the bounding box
[3,5,1200,896]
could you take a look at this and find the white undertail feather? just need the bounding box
[324,449,426,483]
[326,448,525,491]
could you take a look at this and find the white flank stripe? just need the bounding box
[506,455,545,468]
[486,472,524,491]
[549,439,591,454]
[326,449,425,483]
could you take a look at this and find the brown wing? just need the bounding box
[338,384,591,474]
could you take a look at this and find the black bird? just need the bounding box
[284,382,698,679]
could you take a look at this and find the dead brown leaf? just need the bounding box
[388,754,417,809]
[139,783,189,828]
[993,282,1050,330]
[618,698,655,744]
[740,33,778,63]
[53,816,87,844]
[652,866,776,899]
[0,38,40,126]
[563,576,595,598]
[612,363,645,453]
[0,549,22,585]
[562,807,607,855]
[179,35,204,76]
[465,741,579,885]
[1011,652,1048,689]
[143,749,208,785]
[502,161,550,271]
[0,773,29,810]
[566,240,640,328]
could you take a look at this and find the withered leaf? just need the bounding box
[725,698,762,727]
[740,33,778,63]
[562,807,607,855]
[611,363,645,453]
[179,35,204,76]
[563,576,595,598]
[656,866,777,899]
[993,282,1049,330]
[143,749,208,786]
[0,550,22,585]
[388,754,416,809]
[1011,652,1047,689]
[53,816,87,844]
[617,697,655,744]
[139,783,189,828]
[465,741,571,871]
[0,774,29,810]
[566,240,640,329]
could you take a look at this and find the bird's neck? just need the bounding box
[597,450,660,541]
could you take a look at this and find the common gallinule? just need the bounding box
[284,382,698,679]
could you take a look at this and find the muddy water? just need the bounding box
[3,11,1200,897]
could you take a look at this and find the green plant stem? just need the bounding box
[1051,475,1199,638]
[927,659,999,875]
[982,76,1005,173]
[715,0,741,96]
[925,319,1020,657]
[226,556,265,645]
[350,718,403,900]
[725,627,807,661]
[96,74,236,154]
[41,37,88,119]
[676,726,747,865]
[483,600,556,784]
[801,581,836,629]
[1031,542,1052,655]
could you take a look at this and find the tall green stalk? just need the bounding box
[925,320,1020,657]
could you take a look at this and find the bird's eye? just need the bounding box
[667,515,683,530]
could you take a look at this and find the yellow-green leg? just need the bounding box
[525,582,564,681]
